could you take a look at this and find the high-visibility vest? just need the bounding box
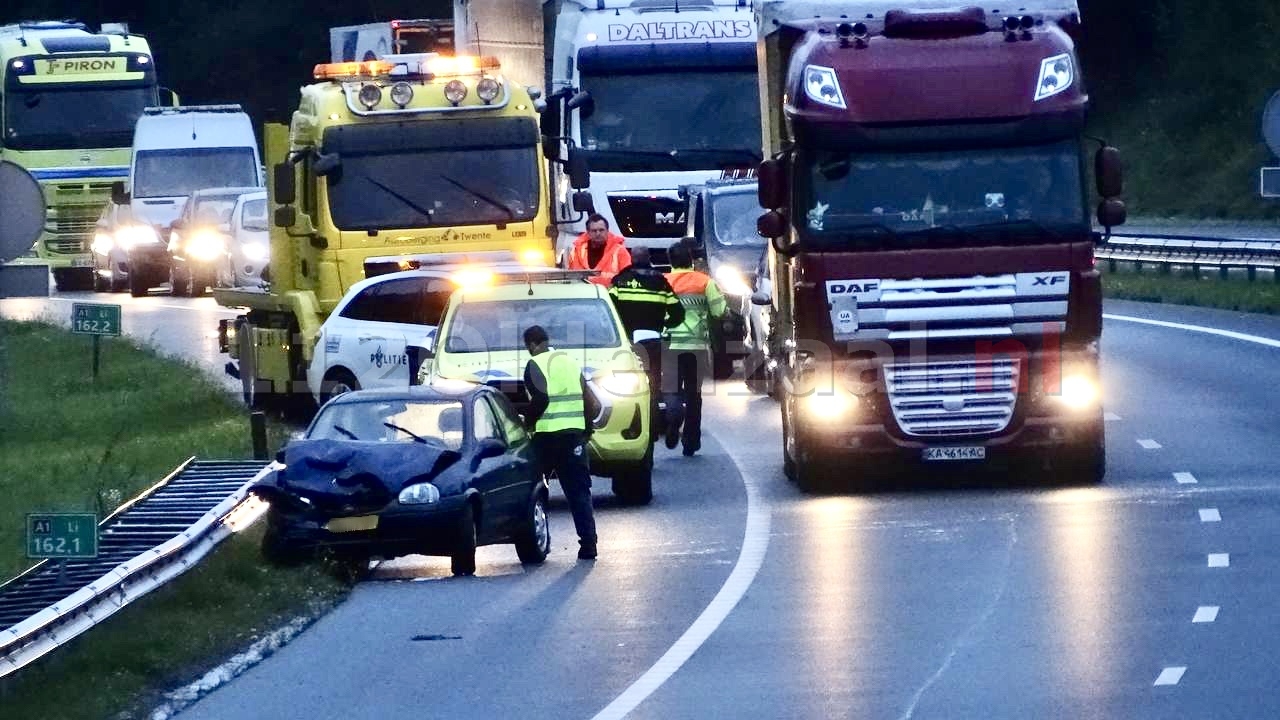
[529,351,587,433]
[567,233,631,280]
[665,269,726,350]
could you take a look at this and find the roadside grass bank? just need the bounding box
[1103,268,1280,315]
[0,320,348,718]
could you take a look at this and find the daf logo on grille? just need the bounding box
[943,398,966,412]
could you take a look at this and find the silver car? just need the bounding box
[217,190,269,289]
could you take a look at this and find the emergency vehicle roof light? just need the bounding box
[425,55,501,78]
[313,60,396,81]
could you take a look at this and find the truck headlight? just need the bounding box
[476,77,502,104]
[1057,373,1098,410]
[803,391,857,421]
[444,80,468,106]
[597,371,645,398]
[713,264,752,297]
[115,225,159,249]
[187,230,226,261]
[1034,53,1073,101]
[803,64,846,109]
[242,242,269,263]
[398,482,441,505]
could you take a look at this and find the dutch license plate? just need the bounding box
[922,446,987,462]
[324,515,379,533]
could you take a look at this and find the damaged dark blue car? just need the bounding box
[251,384,550,577]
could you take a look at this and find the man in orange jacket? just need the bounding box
[567,214,631,283]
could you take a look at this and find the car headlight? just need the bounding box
[1034,53,1073,101]
[803,391,858,421]
[115,224,160,249]
[803,64,846,109]
[242,242,269,263]
[713,264,752,297]
[596,371,646,398]
[187,230,226,261]
[91,232,114,255]
[398,482,441,505]
[1056,372,1098,410]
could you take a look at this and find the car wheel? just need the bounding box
[320,368,359,406]
[261,510,308,566]
[170,266,189,297]
[129,272,150,297]
[514,489,551,565]
[451,502,478,576]
[611,444,654,505]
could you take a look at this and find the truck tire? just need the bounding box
[170,266,190,297]
[782,401,833,494]
[451,503,478,576]
[93,269,109,293]
[514,489,551,565]
[611,445,654,505]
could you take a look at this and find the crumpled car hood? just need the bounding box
[254,439,462,515]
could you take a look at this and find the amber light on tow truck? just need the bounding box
[313,60,396,80]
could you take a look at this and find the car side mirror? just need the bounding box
[111,181,130,206]
[1096,198,1127,229]
[751,289,772,306]
[757,210,787,239]
[571,190,595,214]
[1095,145,1123,199]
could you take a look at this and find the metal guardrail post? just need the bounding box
[251,411,268,461]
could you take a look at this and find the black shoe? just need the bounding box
[682,440,699,457]
[578,542,597,560]
[664,420,681,450]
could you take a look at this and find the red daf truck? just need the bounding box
[753,1,1126,491]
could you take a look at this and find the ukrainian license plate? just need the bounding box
[72,257,95,268]
[922,446,986,462]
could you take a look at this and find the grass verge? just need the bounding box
[0,321,348,718]
[1103,268,1280,315]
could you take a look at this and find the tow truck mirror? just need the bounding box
[1095,146,1123,199]
[567,148,590,189]
[571,190,595,214]
[111,181,129,206]
[566,90,595,120]
[274,206,296,228]
[751,288,772,306]
[1096,198,1127,229]
[757,159,786,210]
[273,162,295,205]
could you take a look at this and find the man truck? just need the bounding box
[215,53,554,411]
[753,1,1126,491]
[0,21,160,291]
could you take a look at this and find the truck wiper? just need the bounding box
[384,422,429,444]
[967,219,1068,242]
[898,224,982,246]
[438,173,517,222]
[581,148,693,171]
[363,176,435,221]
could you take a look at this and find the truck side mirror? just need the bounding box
[757,210,787,240]
[566,90,595,120]
[159,87,180,107]
[567,148,590,190]
[111,181,129,206]
[539,104,563,161]
[1096,198,1126,229]
[571,190,595,214]
[273,162,296,205]
[758,159,786,210]
[1095,146,1123,198]
[751,289,772,306]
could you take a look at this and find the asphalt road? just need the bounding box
[5,291,1280,719]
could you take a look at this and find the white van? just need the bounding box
[94,105,262,296]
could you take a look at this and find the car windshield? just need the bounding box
[708,190,767,248]
[796,138,1087,249]
[309,399,465,449]
[133,147,259,199]
[579,69,761,172]
[444,298,620,353]
[241,198,268,231]
[3,85,156,151]
[191,194,243,227]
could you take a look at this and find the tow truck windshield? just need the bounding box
[796,138,1087,249]
[579,69,760,172]
[327,146,540,231]
[3,85,156,150]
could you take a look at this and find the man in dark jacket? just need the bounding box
[608,247,683,440]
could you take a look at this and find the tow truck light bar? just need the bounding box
[313,55,501,82]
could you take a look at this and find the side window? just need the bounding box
[473,398,503,442]
[337,278,426,324]
[338,286,380,321]
[488,395,527,444]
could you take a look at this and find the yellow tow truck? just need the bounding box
[217,54,553,411]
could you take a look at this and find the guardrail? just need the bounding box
[0,459,270,679]
[1097,232,1280,281]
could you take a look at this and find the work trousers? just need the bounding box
[533,429,597,546]
[664,349,706,452]
[635,337,665,438]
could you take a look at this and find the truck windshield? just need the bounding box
[579,70,760,172]
[133,147,259,199]
[796,139,1087,248]
[3,85,156,151]
[444,298,620,353]
[709,191,767,248]
[327,146,540,231]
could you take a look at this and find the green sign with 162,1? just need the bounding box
[27,513,99,559]
[71,302,121,336]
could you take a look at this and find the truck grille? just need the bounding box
[44,209,101,254]
[606,194,686,239]
[885,359,1020,437]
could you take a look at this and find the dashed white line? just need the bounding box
[1192,606,1220,623]
[1138,439,1163,450]
[1154,666,1187,686]
[1104,412,1122,422]
[1199,508,1222,523]
[1174,472,1198,485]
[1207,554,1230,568]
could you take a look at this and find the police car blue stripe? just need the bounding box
[28,166,129,181]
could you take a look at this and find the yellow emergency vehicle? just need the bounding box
[217,54,554,412]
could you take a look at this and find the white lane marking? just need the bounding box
[1138,439,1163,450]
[1193,606,1220,623]
[1174,472,1198,485]
[1104,412,1122,422]
[590,447,771,720]
[1154,666,1187,686]
[1199,508,1222,523]
[1208,554,1230,568]
[1105,313,1280,349]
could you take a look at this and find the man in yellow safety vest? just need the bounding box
[663,241,727,456]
